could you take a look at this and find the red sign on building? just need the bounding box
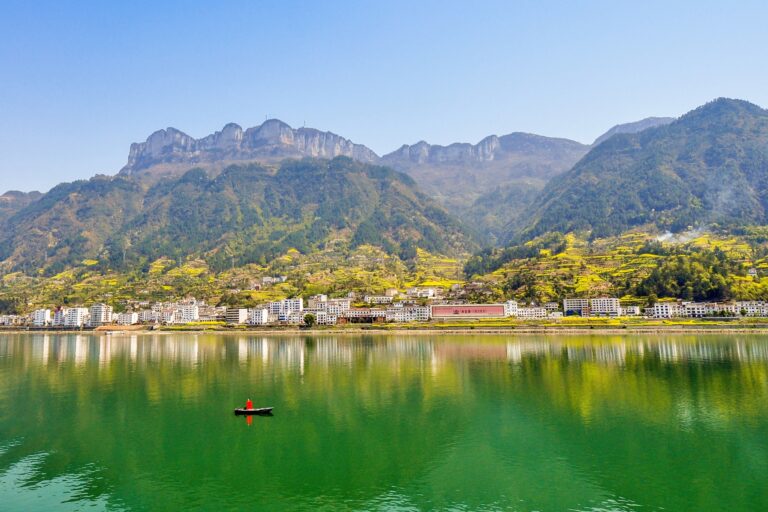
[431,304,506,318]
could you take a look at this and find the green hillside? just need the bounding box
[466,229,768,304]
[519,98,768,240]
[0,158,477,277]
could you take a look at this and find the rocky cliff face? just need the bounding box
[382,133,587,171]
[120,119,379,175]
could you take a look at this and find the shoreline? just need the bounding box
[5,324,768,336]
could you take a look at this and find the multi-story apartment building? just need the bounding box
[177,304,200,323]
[89,303,114,327]
[268,298,304,316]
[52,308,69,327]
[64,308,89,328]
[683,302,708,318]
[590,297,621,317]
[563,298,590,316]
[651,302,683,318]
[139,310,159,323]
[248,308,270,325]
[386,306,431,322]
[312,311,337,325]
[736,301,768,317]
[516,307,548,319]
[117,312,139,325]
[326,299,350,316]
[504,300,519,317]
[226,308,248,324]
[33,309,52,327]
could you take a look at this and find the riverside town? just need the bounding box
[5,288,768,329]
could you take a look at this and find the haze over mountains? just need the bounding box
[5,98,767,277]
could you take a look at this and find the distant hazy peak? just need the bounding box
[381,132,588,166]
[593,117,675,146]
[120,119,379,175]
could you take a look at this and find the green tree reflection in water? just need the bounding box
[0,333,766,511]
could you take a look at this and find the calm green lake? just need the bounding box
[0,333,767,511]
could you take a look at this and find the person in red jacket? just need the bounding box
[245,398,253,410]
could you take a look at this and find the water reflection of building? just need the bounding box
[4,333,768,370]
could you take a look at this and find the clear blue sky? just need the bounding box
[2,0,768,192]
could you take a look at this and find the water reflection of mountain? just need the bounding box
[2,333,768,368]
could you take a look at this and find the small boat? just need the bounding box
[233,407,274,416]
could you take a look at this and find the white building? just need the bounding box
[117,312,139,325]
[326,299,351,316]
[89,303,114,327]
[622,305,641,316]
[283,311,305,325]
[268,298,304,315]
[248,308,270,325]
[364,295,394,305]
[52,308,68,327]
[683,302,708,318]
[312,311,337,325]
[139,310,159,323]
[342,308,388,319]
[0,315,21,326]
[516,307,548,319]
[407,287,438,299]
[563,298,590,316]
[736,301,768,317]
[504,300,519,317]
[177,304,200,323]
[33,309,52,327]
[64,308,89,328]
[706,302,738,316]
[226,308,249,324]
[651,302,683,318]
[386,306,430,322]
[590,297,621,317]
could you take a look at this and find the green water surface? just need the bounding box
[0,333,766,511]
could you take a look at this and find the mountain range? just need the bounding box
[5,98,767,278]
[113,115,675,241]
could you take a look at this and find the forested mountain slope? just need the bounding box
[519,99,768,240]
[0,158,477,276]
